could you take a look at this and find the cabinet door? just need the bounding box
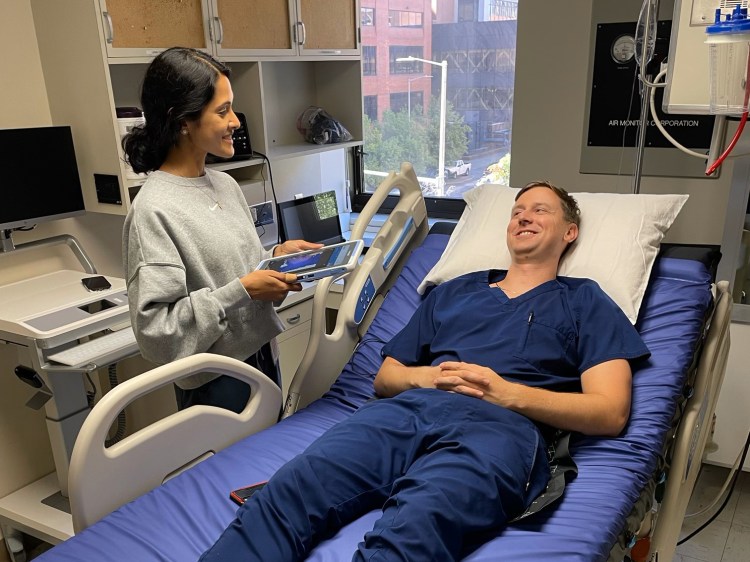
[212,0,296,57]
[99,0,212,58]
[298,0,359,56]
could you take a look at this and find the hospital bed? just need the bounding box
[34,163,731,562]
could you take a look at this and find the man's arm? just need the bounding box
[435,359,632,437]
[373,357,441,397]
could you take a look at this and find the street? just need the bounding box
[443,149,508,199]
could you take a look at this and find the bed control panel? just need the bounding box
[353,276,376,324]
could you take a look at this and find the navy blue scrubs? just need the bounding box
[200,271,649,562]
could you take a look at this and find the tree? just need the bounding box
[425,96,471,171]
[362,97,470,190]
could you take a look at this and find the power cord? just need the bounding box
[677,430,750,545]
[252,150,280,245]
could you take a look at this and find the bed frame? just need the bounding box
[65,165,731,562]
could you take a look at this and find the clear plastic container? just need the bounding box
[706,33,750,114]
[706,7,750,115]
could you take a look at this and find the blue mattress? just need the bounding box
[38,233,713,562]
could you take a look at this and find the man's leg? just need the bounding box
[199,394,434,561]
[354,391,550,562]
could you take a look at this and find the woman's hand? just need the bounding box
[240,270,302,301]
[273,240,324,257]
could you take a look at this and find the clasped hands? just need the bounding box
[432,362,515,405]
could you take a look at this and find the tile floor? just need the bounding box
[674,464,750,562]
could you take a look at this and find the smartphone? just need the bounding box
[81,275,112,292]
[229,481,268,506]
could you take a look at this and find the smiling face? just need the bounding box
[506,186,579,265]
[184,74,239,160]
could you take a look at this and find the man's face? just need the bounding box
[506,186,578,264]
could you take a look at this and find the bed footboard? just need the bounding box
[68,353,281,533]
[283,162,428,415]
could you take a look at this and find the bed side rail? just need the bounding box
[649,280,732,561]
[68,353,281,533]
[283,162,428,416]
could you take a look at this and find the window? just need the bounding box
[489,1,518,21]
[458,0,476,23]
[389,46,424,74]
[356,2,517,218]
[363,46,377,76]
[364,95,378,121]
[389,10,423,27]
[389,92,409,113]
[361,7,374,26]
[409,91,424,115]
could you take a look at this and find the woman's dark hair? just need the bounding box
[122,47,231,173]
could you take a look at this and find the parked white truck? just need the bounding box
[445,159,472,178]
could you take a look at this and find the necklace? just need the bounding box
[494,281,519,295]
[186,176,222,211]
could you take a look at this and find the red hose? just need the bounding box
[705,111,748,175]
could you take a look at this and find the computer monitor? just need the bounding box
[0,126,85,231]
[277,190,344,245]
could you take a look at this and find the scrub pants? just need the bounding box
[174,341,280,414]
[200,388,550,562]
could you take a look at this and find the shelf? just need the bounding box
[268,140,363,161]
[207,157,265,172]
[0,473,73,545]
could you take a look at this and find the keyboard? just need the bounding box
[47,326,138,366]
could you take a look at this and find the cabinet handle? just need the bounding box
[102,11,114,44]
[285,313,301,325]
[295,21,306,46]
[213,16,224,45]
[320,50,342,55]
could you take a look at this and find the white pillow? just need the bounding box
[418,185,688,323]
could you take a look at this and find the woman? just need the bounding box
[122,47,321,413]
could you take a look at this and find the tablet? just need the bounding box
[256,239,364,282]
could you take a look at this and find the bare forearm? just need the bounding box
[498,383,629,436]
[374,357,440,397]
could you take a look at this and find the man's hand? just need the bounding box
[433,362,495,399]
[436,360,632,437]
[273,240,324,256]
[240,270,302,301]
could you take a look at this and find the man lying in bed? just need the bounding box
[200,181,650,562]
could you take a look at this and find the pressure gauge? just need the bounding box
[611,34,635,64]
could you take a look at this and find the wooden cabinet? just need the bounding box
[98,0,211,58]
[212,0,296,57]
[297,0,359,55]
[98,0,360,59]
[30,0,363,217]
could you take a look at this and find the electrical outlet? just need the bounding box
[250,201,274,227]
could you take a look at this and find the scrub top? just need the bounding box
[382,270,650,394]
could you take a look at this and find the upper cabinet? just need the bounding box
[99,0,359,60]
[296,0,359,56]
[99,0,212,58]
[30,0,363,217]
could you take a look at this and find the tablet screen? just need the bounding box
[265,242,359,275]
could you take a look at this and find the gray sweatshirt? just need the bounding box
[123,169,284,389]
